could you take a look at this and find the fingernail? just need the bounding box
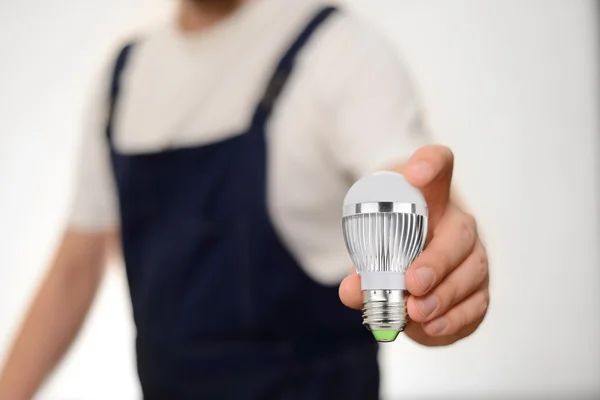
[408,161,434,182]
[415,267,435,292]
[416,295,438,317]
[430,317,448,334]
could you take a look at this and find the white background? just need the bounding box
[1,0,599,399]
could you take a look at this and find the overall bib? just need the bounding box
[107,6,379,399]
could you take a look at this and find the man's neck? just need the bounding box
[178,0,249,32]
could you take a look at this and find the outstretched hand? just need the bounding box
[339,145,489,346]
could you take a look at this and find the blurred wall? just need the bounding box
[0,0,598,399]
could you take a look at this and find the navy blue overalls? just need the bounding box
[106,6,379,399]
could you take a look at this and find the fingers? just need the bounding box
[339,273,362,310]
[403,145,454,188]
[403,145,454,224]
[420,286,490,337]
[406,205,478,297]
[407,240,488,322]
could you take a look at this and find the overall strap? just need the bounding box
[250,6,338,130]
[106,42,136,145]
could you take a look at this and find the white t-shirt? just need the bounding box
[69,0,429,285]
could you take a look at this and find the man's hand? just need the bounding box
[339,145,489,346]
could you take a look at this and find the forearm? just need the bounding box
[0,232,107,400]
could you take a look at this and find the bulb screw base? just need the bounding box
[362,289,407,343]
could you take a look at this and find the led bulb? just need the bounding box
[342,171,428,342]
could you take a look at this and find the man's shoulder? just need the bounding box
[303,8,401,73]
[299,7,406,98]
[102,22,171,65]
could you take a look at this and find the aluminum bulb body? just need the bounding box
[342,172,428,342]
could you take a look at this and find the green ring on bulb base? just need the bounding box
[372,330,400,342]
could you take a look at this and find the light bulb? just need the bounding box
[342,171,428,342]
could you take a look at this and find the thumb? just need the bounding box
[402,145,454,227]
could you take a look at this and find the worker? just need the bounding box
[0,0,490,398]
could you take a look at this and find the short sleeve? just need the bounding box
[67,59,120,232]
[321,20,431,180]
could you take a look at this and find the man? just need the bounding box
[0,0,489,398]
